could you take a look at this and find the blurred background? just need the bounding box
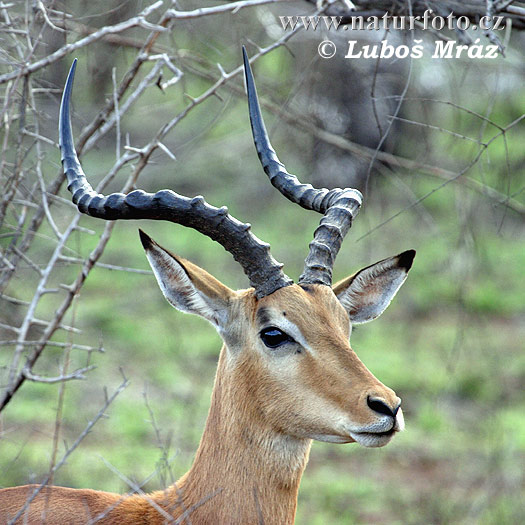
[1,1,524,523]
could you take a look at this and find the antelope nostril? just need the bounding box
[367,396,396,418]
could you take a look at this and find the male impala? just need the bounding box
[0,49,414,524]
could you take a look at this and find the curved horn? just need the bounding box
[242,47,363,286]
[59,58,292,298]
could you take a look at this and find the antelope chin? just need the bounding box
[349,428,397,448]
[350,409,405,448]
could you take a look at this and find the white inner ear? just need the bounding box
[337,259,408,324]
[145,247,224,329]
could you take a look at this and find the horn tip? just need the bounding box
[242,46,251,79]
[67,58,78,81]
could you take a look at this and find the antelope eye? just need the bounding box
[260,327,293,348]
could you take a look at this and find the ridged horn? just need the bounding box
[59,58,293,298]
[242,46,363,286]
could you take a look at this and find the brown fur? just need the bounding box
[0,248,412,524]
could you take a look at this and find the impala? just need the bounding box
[0,48,415,524]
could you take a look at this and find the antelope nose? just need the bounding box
[367,396,400,418]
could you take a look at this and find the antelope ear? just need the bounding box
[139,230,235,331]
[333,250,415,324]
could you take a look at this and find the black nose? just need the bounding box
[367,396,400,418]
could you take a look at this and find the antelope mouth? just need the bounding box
[349,407,405,447]
[349,427,397,448]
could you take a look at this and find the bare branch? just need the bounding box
[0,340,104,352]
[22,365,96,384]
[90,457,176,524]
[165,0,288,19]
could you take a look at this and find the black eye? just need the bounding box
[260,327,293,348]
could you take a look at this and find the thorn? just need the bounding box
[217,63,227,78]
[212,91,224,103]
[157,141,176,160]
[156,73,165,92]
[282,43,296,59]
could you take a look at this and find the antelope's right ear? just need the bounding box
[139,230,234,330]
[333,250,415,324]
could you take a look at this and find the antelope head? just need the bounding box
[59,49,414,453]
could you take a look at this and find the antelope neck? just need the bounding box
[162,348,312,524]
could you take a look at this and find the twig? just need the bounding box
[165,0,286,19]
[506,5,525,15]
[387,115,486,146]
[57,256,153,275]
[22,365,96,383]
[90,457,176,523]
[484,0,506,55]
[0,340,104,352]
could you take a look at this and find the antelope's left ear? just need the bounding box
[333,250,415,324]
[139,229,235,331]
